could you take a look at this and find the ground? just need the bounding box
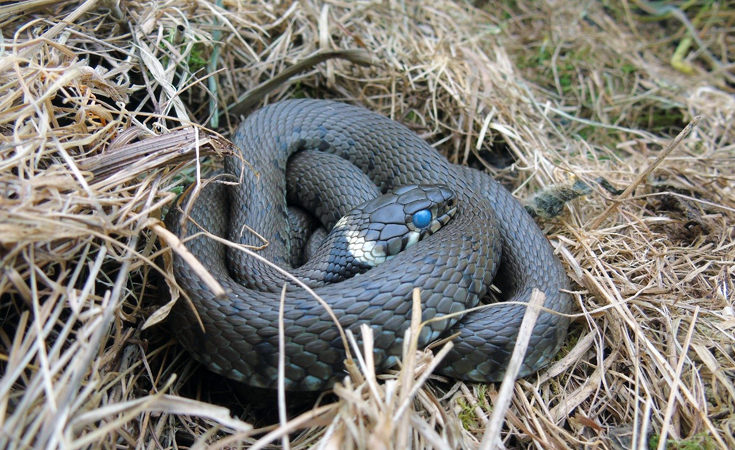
[0,0,733,449]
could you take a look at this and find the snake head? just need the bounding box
[332,184,457,267]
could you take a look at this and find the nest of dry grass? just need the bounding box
[1,0,733,449]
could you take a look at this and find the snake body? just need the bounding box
[166,99,572,391]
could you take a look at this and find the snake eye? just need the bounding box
[412,209,432,228]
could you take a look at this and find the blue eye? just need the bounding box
[412,209,432,228]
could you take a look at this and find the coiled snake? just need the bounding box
[165,99,572,391]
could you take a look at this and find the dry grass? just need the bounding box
[1,0,734,449]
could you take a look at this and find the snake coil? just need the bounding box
[165,99,572,391]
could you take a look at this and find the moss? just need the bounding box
[649,432,717,450]
[161,28,209,74]
[457,384,492,430]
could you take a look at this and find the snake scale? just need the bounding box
[165,99,572,391]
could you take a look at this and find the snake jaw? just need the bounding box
[428,206,457,234]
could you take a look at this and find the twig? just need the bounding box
[228,49,376,116]
[479,289,545,450]
[152,223,226,299]
[656,306,700,450]
[278,284,291,450]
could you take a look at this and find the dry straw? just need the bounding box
[1,0,733,449]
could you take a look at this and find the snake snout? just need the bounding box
[334,184,456,267]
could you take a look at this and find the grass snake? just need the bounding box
[165,99,572,391]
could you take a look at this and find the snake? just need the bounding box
[165,99,572,391]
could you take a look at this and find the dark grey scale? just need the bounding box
[386,237,403,256]
[286,207,320,267]
[369,204,404,224]
[359,228,380,242]
[380,224,408,241]
[363,192,395,210]
[303,227,328,262]
[405,199,433,214]
[287,150,380,229]
[166,99,572,391]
